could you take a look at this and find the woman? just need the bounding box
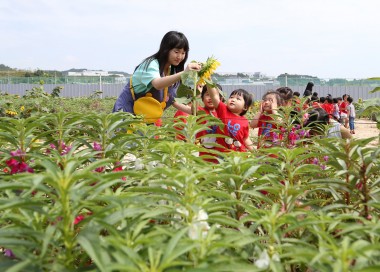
[112,31,201,121]
[304,107,351,139]
[303,81,314,97]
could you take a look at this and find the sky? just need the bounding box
[1,0,379,79]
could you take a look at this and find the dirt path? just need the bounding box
[352,118,379,146]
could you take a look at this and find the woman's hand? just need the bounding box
[185,62,201,72]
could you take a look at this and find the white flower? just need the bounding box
[188,209,210,240]
[195,209,208,221]
[176,207,189,217]
[147,160,158,170]
[188,221,210,240]
[255,249,280,269]
[134,158,144,170]
[255,249,270,269]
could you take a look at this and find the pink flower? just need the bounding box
[93,142,102,151]
[298,130,306,137]
[74,215,85,225]
[4,249,15,258]
[10,149,25,157]
[95,167,105,173]
[49,143,57,149]
[323,156,329,162]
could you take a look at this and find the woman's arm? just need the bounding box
[151,62,201,90]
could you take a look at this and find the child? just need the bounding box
[173,84,204,141]
[173,102,191,141]
[339,94,349,128]
[347,96,356,134]
[250,91,284,148]
[173,85,225,161]
[321,96,334,116]
[208,86,254,152]
[332,97,340,121]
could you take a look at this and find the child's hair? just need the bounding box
[262,90,284,108]
[347,96,353,103]
[201,84,223,100]
[230,88,253,116]
[342,94,349,100]
[312,92,318,97]
[304,108,329,134]
[326,96,333,104]
[276,87,293,105]
[337,97,342,102]
[319,97,326,104]
[333,97,338,104]
[310,95,319,103]
[293,91,300,97]
[139,31,189,74]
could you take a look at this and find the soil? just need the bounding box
[351,118,379,146]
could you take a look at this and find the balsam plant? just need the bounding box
[0,111,379,271]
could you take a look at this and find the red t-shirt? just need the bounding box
[340,102,348,114]
[196,106,219,162]
[321,103,334,115]
[173,110,189,141]
[257,114,278,148]
[215,102,250,152]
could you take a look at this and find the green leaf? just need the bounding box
[176,83,193,98]
[369,86,380,93]
[180,70,197,88]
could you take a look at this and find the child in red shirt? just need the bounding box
[251,91,284,149]
[208,86,254,152]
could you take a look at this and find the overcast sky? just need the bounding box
[1,0,379,79]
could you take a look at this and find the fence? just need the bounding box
[0,82,379,101]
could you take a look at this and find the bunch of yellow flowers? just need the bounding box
[6,110,18,116]
[197,56,220,85]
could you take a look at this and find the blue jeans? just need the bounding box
[349,117,355,130]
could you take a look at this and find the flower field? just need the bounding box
[0,94,379,271]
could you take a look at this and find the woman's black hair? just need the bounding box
[303,82,314,97]
[304,108,329,134]
[137,31,189,74]
[231,89,253,116]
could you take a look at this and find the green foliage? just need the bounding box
[0,111,379,271]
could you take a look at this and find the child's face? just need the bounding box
[227,93,246,115]
[261,94,278,113]
[202,91,215,110]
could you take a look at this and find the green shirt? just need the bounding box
[132,59,160,94]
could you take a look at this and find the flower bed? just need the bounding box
[0,111,379,271]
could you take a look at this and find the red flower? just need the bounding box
[5,158,34,174]
[74,215,85,225]
[112,164,126,181]
[154,118,162,127]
